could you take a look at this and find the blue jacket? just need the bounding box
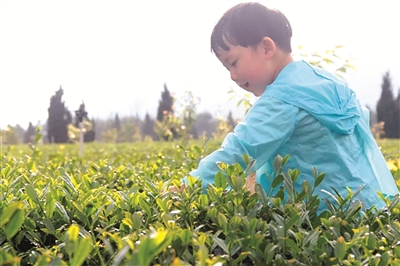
[188,60,398,210]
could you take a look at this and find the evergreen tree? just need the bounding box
[195,111,217,138]
[23,122,36,143]
[376,71,397,138]
[47,87,72,143]
[74,102,88,127]
[114,113,121,131]
[394,88,400,138]
[14,124,26,142]
[141,112,156,140]
[74,102,95,142]
[156,83,174,122]
[226,111,236,131]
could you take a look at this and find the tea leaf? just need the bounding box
[180,229,193,246]
[273,155,283,174]
[314,172,325,188]
[45,194,56,219]
[26,185,39,202]
[4,207,24,239]
[255,183,268,205]
[70,236,92,266]
[211,235,229,254]
[214,172,227,188]
[335,236,346,262]
[270,174,283,189]
[0,201,23,227]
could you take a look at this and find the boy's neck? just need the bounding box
[271,51,294,83]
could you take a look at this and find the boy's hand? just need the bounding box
[245,172,256,195]
[169,184,186,192]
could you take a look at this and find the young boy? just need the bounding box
[185,2,398,211]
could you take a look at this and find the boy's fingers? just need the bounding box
[169,184,185,192]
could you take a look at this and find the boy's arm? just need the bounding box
[186,96,297,191]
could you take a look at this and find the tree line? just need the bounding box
[1,84,236,144]
[1,71,399,145]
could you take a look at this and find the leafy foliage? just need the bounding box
[1,134,399,265]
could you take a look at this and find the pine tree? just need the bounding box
[14,124,26,142]
[156,83,174,122]
[376,71,397,138]
[23,122,36,143]
[394,88,400,138]
[195,111,217,138]
[114,113,121,131]
[141,112,156,140]
[47,86,72,143]
[226,111,236,131]
[74,102,88,127]
[74,102,96,142]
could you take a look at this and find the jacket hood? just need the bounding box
[263,60,360,134]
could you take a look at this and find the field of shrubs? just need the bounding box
[1,136,400,265]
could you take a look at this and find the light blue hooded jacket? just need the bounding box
[188,60,398,210]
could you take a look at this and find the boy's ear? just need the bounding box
[260,37,276,59]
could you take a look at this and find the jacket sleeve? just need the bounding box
[186,96,297,191]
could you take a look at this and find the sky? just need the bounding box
[0,0,399,129]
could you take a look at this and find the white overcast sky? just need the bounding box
[0,0,399,129]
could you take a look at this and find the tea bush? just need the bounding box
[1,137,400,265]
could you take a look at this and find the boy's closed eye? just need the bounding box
[231,60,238,67]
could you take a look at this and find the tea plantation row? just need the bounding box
[1,138,399,265]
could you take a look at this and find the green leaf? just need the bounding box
[139,196,151,216]
[199,194,209,207]
[45,194,56,219]
[0,201,23,227]
[273,155,283,173]
[67,224,80,242]
[283,172,294,193]
[194,146,202,155]
[180,229,193,246]
[211,235,229,254]
[156,198,168,213]
[138,228,172,265]
[35,128,42,143]
[335,236,346,262]
[43,218,56,235]
[255,184,268,205]
[284,213,299,233]
[312,167,318,179]
[70,236,92,266]
[111,245,130,266]
[26,185,39,202]
[214,172,227,188]
[271,174,284,188]
[314,173,325,188]
[217,213,228,232]
[244,157,256,175]
[4,208,24,239]
[55,202,70,222]
[132,212,142,232]
[24,217,36,230]
[285,238,301,254]
[282,154,290,167]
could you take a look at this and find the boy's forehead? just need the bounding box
[216,47,232,63]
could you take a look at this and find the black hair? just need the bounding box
[211,2,292,56]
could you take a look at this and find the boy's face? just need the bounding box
[217,40,274,97]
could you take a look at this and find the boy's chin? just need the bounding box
[253,88,266,97]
